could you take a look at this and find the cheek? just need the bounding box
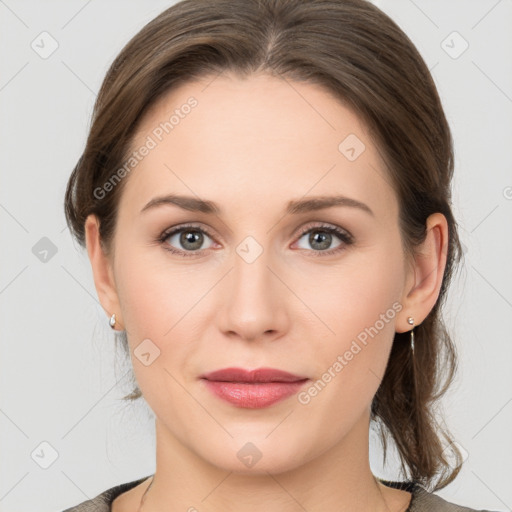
[115,248,208,340]
[114,251,210,403]
[298,244,404,404]
[304,246,403,342]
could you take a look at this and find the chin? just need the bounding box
[194,434,311,476]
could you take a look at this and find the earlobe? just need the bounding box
[398,213,449,332]
[84,214,123,329]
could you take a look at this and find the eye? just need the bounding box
[294,223,354,256]
[158,224,215,257]
[157,222,354,258]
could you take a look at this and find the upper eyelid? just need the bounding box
[296,223,351,237]
[161,223,215,240]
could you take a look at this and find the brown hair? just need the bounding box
[64,0,464,492]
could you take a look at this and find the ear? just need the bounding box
[397,212,449,332]
[84,214,124,331]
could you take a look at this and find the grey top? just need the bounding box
[62,475,499,512]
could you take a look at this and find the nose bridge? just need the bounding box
[219,237,287,340]
[233,241,277,310]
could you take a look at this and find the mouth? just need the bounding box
[199,367,310,408]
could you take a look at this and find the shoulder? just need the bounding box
[412,484,500,511]
[380,479,499,512]
[61,475,152,512]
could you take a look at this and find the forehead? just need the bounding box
[120,71,397,223]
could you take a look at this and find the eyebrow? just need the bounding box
[140,194,374,217]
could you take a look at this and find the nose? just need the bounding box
[216,247,289,343]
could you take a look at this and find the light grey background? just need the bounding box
[1,1,511,511]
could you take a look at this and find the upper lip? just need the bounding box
[200,367,308,383]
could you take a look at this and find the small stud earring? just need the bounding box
[407,316,415,354]
[109,313,117,330]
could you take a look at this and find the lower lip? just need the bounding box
[202,379,309,408]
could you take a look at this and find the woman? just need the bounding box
[62,0,497,510]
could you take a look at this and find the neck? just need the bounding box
[140,411,404,512]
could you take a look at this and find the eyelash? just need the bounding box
[157,222,354,258]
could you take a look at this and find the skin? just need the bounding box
[85,71,448,512]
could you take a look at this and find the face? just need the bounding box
[101,72,411,473]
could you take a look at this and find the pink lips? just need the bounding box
[200,367,309,409]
